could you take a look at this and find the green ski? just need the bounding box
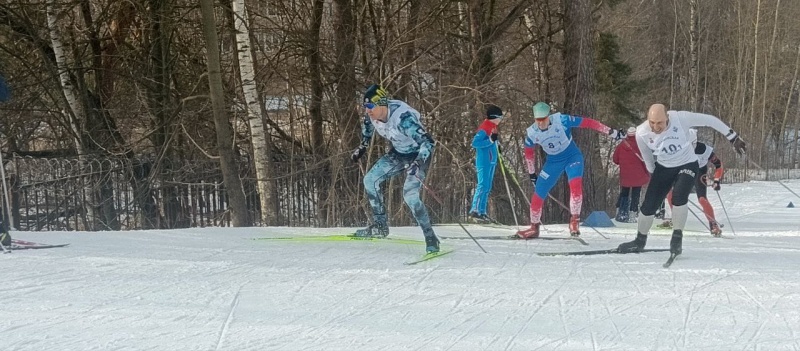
[403,249,455,265]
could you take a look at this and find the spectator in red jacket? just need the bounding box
[612,127,650,222]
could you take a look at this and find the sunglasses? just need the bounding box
[363,102,376,110]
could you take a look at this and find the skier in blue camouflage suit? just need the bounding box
[350,84,439,253]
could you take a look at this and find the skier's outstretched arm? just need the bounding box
[563,114,625,140]
[673,111,746,155]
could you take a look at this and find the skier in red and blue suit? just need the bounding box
[515,102,625,239]
[468,104,503,223]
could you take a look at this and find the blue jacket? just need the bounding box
[472,119,498,165]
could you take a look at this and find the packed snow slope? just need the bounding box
[2,180,800,350]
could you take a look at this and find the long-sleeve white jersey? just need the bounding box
[635,111,737,172]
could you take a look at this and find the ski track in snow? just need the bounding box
[3,180,800,350]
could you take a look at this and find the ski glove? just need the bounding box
[529,173,538,187]
[711,179,721,191]
[608,128,625,141]
[730,135,746,156]
[407,161,420,176]
[490,133,498,142]
[351,145,367,162]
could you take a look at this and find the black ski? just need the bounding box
[9,239,69,251]
[538,248,670,257]
[663,253,679,268]
[440,235,588,245]
[10,243,70,250]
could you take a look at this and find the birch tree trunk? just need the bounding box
[46,0,97,229]
[688,0,699,110]
[232,0,277,225]
[199,0,250,227]
[750,0,762,163]
[46,0,84,155]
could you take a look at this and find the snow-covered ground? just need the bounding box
[2,180,800,351]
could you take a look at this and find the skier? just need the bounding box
[350,84,439,253]
[515,102,625,238]
[617,104,746,256]
[656,129,726,236]
[612,127,650,222]
[468,104,503,223]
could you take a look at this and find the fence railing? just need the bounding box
[3,155,799,232]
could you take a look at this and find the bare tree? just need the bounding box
[199,0,249,226]
[232,0,277,225]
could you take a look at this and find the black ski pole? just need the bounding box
[414,174,488,253]
[715,190,737,236]
[747,159,800,200]
[544,192,609,239]
[686,203,711,231]
[497,147,520,226]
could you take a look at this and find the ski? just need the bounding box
[403,249,455,265]
[663,253,679,268]
[10,243,70,250]
[537,248,670,257]
[9,239,69,250]
[439,235,588,245]
[254,234,422,245]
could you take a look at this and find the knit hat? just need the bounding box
[486,105,503,119]
[532,102,550,119]
[363,84,389,107]
[627,127,636,136]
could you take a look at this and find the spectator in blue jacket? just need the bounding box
[468,105,503,223]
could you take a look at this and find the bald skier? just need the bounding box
[617,104,746,256]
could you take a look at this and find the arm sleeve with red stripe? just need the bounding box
[709,152,724,180]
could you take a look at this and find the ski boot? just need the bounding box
[469,212,495,224]
[477,214,497,224]
[709,220,722,237]
[515,223,541,239]
[0,231,10,246]
[627,211,639,223]
[670,230,683,255]
[617,232,647,253]
[615,210,629,223]
[424,235,440,254]
[354,222,389,238]
[656,220,673,229]
[568,215,580,237]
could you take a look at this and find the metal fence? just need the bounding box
[2,154,798,232]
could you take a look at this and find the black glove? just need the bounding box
[529,173,538,187]
[490,133,498,142]
[407,161,420,176]
[351,146,367,162]
[730,135,746,156]
[711,179,721,191]
[609,128,625,141]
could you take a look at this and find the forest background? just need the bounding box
[0,0,798,231]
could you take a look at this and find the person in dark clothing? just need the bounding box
[612,127,650,223]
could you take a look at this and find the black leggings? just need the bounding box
[617,186,642,212]
[640,162,700,216]
[695,166,709,199]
